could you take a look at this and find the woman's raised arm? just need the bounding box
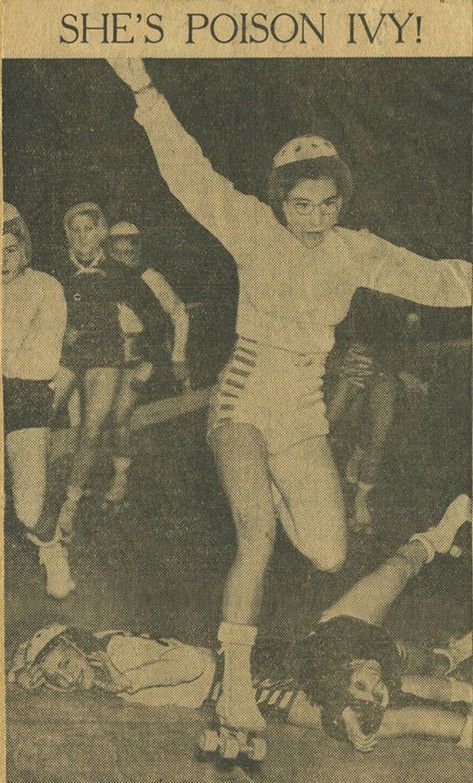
[108,59,271,262]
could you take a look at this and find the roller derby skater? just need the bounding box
[102,221,190,512]
[10,496,472,753]
[50,203,162,536]
[2,203,75,598]
[106,57,471,761]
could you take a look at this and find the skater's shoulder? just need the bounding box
[22,267,65,297]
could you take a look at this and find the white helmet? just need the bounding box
[273,135,339,168]
[110,222,140,238]
[8,624,68,684]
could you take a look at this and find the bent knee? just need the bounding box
[81,417,108,442]
[319,553,346,573]
[306,542,346,573]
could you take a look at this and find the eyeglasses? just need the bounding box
[285,196,340,215]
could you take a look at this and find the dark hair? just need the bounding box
[282,617,402,742]
[267,157,354,225]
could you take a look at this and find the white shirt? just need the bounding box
[2,268,67,380]
[134,89,471,356]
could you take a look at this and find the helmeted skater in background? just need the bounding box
[104,221,190,507]
[50,203,157,536]
[2,204,75,598]
[9,496,472,755]
[107,58,472,755]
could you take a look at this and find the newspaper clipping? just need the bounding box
[2,1,472,781]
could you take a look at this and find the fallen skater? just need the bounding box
[9,496,472,756]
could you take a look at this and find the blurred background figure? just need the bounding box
[103,221,190,508]
[2,203,75,598]
[327,293,427,535]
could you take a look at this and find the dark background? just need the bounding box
[4,59,472,782]
[3,57,471,470]
[3,58,472,297]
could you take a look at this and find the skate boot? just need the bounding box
[27,532,76,599]
[198,623,267,762]
[433,632,472,676]
[410,495,471,561]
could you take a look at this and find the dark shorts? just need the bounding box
[61,333,124,371]
[3,378,53,434]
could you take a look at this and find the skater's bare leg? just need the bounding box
[6,427,75,597]
[106,364,151,504]
[6,427,53,539]
[270,436,346,572]
[57,367,120,535]
[321,495,471,626]
[353,374,400,533]
[211,422,276,732]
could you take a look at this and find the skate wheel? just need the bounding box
[198,729,219,753]
[247,737,267,761]
[221,735,240,760]
[449,544,462,558]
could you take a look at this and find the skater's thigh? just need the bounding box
[6,428,48,511]
[82,367,121,426]
[269,437,346,569]
[112,366,144,422]
[210,422,276,536]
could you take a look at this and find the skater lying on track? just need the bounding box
[9,496,472,754]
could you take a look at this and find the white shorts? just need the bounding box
[208,337,329,455]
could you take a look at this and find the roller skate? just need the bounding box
[199,724,267,762]
[27,531,76,599]
[410,494,471,561]
[198,623,267,763]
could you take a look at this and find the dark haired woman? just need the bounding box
[107,58,471,738]
[9,496,472,753]
[2,204,75,598]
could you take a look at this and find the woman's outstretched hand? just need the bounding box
[342,707,379,752]
[107,58,151,93]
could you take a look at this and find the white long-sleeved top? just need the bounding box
[135,89,471,356]
[141,267,189,362]
[2,268,67,380]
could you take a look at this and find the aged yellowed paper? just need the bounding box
[2,2,472,782]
